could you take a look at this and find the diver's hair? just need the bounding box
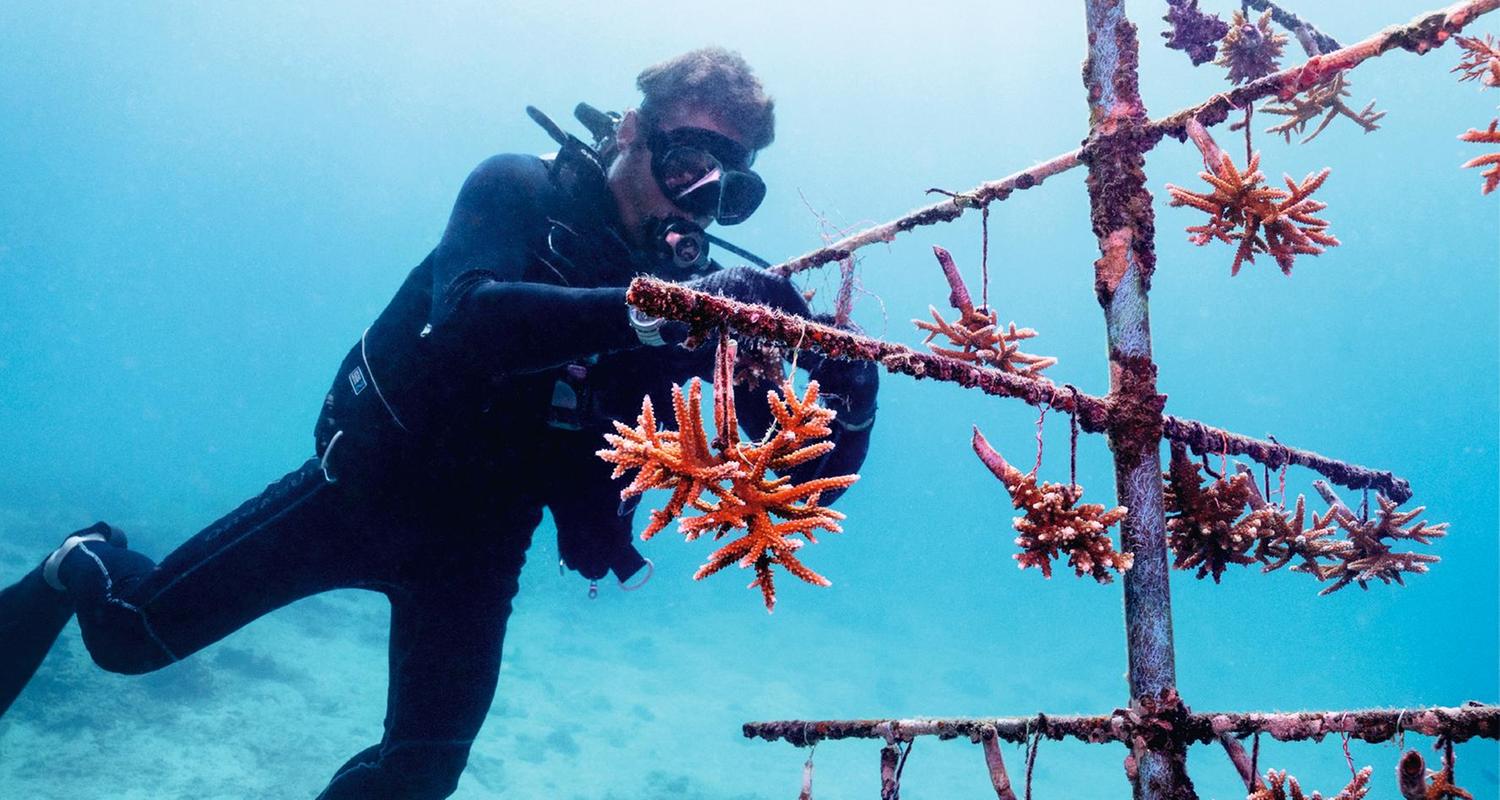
[635,47,775,152]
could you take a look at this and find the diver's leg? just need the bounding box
[317,508,539,800]
[59,459,392,675]
[0,522,129,717]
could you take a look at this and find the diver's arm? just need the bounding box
[441,281,645,375]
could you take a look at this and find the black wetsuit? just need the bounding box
[5,153,877,798]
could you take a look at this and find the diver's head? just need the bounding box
[607,48,774,252]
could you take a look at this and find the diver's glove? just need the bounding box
[640,265,811,347]
[804,314,879,431]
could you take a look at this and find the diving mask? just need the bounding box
[647,127,766,226]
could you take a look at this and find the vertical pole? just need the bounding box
[1079,2,1191,799]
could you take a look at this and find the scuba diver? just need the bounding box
[0,47,878,798]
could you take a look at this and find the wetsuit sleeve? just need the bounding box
[427,154,645,375]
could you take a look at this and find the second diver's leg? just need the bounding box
[59,459,394,674]
[317,506,540,800]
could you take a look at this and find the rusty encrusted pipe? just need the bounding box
[1218,733,1265,793]
[980,725,1021,800]
[1242,0,1343,54]
[751,0,1496,281]
[767,151,1082,278]
[626,277,1414,502]
[741,704,1500,746]
[1080,3,1185,798]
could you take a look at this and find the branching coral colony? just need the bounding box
[602,0,1500,797]
[597,336,857,611]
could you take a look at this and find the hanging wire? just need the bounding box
[1340,728,1357,782]
[1066,385,1080,492]
[1251,732,1261,780]
[1032,404,1048,476]
[981,204,991,312]
[1024,725,1042,800]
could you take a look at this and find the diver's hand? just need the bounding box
[804,314,878,429]
[644,266,811,348]
[683,265,811,316]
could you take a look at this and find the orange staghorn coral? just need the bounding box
[1317,493,1447,596]
[1166,151,1339,275]
[1216,10,1288,85]
[1248,767,1371,800]
[1453,33,1500,87]
[597,336,858,611]
[972,427,1130,583]
[913,246,1056,377]
[1458,120,1500,195]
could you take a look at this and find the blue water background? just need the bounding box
[0,1,1495,797]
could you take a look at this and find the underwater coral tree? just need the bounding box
[607,1,1500,797]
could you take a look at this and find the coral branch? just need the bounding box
[1453,33,1500,85]
[741,704,1500,747]
[1458,120,1500,194]
[1165,149,1338,275]
[1248,767,1371,800]
[597,336,857,611]
[914,247,1057,377]
[1310,481,1447,596]
[626,278,1415,502]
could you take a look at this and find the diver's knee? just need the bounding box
[78,613,175,675]
[403,753,467,799]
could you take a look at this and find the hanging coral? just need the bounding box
[972,427,1130,583]
[1162,443,1349,585]
[913,246,1056,377]
[1317,492,1447,596]
[1248,767,1371,800]
[1162,0,1230,66]
[1216,10,1289,85]
[1458,120,1500,195]
[1163,442,1258,581]
[1453,34,1500,87]
[597,336,858,611]
[1166,151,1339,275]
[1259,73,1386,144]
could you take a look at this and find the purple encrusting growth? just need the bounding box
[1162,0,1230,66]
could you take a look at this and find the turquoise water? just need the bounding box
[1,1,1495,797]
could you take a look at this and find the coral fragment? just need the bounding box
[597,337,858,611]
[1216,10,1288,85]
[1260,73,1385,144]
[1459,120,1500,195]
[913,246,1056,377]
[1166,151,1339,275]
[973,427,1130,583]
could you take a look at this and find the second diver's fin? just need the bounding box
[0,566,76,718]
